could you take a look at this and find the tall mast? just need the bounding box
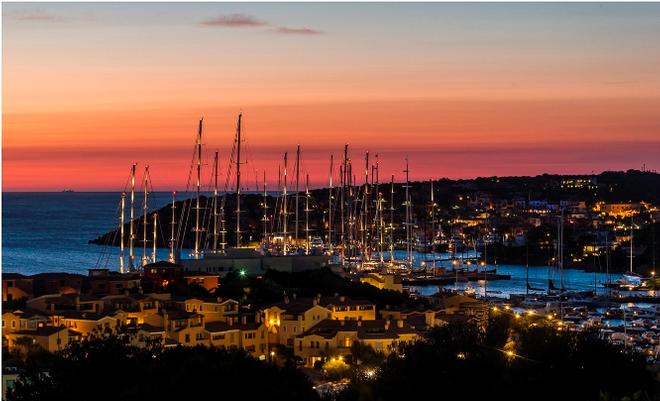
[305,173,311,255]
[152,213,157,263]
[348,162,354,260]
[430,180,435,269]
[341,145,348,261]
[235,114,243,248]
[194,118,203,258]
[283,152,289,255]
[362,151,369,260]
[142,165,150,267]
[328,155,334,252]
[374,154,382,264]
[390,175,395,264]
[558,207,564,290]
[295,145,301,248]
[340,165,345,260]
[630,213,634,273]
[262,170,268,247]
[169,192,176,263]
[377,170,384,265]
[119,192,126,273]
[129,163,136,271]
[212,151,219,252]
[605,231,611,296]
[404,158,412,267]
[220,192,227,252]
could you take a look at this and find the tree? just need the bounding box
[323,357,350,381]
[8,336,319,401]
[337,316,655,401]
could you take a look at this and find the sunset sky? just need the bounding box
[3,3,660,191]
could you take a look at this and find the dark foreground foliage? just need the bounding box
[7,315,658,401]
[338,314,658,401]
[7,337,319,401]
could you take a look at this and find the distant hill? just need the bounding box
[90,170,660,249]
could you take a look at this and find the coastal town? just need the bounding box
[4,2,660,400]
[3,121,660,399]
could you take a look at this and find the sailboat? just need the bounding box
[123,114,330,277]
[621,214,643,287]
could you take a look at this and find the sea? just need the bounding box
[2,192,624,299]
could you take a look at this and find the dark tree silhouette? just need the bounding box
[338,315,656,401]
[7,336,319,401]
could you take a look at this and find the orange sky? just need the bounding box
[3,3,660,191]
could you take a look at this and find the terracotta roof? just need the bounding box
[204,321,236,333]
[12,326,68,336]
[143,261,181,268]
[267,299,325,315]
[163,309,200,320]
[318,296,374,308]
[267,296,373,315]
[299,319,420,340]
[55,310,117,321]
[138,324,165,334]
[31,272,86,280]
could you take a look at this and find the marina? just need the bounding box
[4,3,660,399]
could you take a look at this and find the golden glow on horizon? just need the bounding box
[3,3,660,190]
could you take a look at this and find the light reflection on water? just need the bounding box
[378,250,624,299]
[0,193,632,295]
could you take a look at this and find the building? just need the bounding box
[86,269,141,295]
[30,272,86,296]
[141,261,184,292]
[143,309,207,346]
[262,296,333,347]
[4,326,70,353]
[293,319,421,367]
[51,310,123,339]
[595,202,640,218]
[359,273,403,292]
[2,310,49,334]
[318,296,377,321]
[181,248,329,277]
[26,294,105,314]
[204,319,269,358]
[102,293,162,325]
[183,272,220,293]
[180,297,239,323]
[2,273,34,302]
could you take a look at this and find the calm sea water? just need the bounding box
[2,192,173,274]
[2,193,622,298]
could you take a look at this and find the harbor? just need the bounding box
[5,113,659,366]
